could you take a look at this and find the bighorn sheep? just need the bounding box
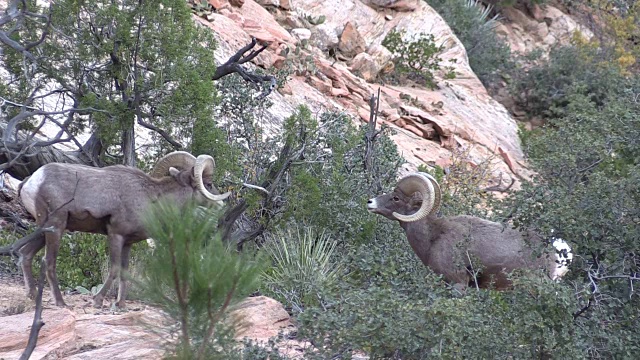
[16,151,231,308]
[367,172,573,290]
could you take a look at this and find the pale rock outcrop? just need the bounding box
[495,3,594,55]
[189,0,533,188]
[0,282,169,359]
[255,0,292,10]
[0,281,303,359]
[349,53,379,81]
[361,0,420,12]
[310,23,340,50]
[291,27,312,41]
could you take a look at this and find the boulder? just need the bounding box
[291,28,312,42]
[338,22,367,57]
[349,53,380,82]
[310,23,340,50]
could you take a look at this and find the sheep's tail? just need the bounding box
[17,176,30,198]
[550,238,573,280]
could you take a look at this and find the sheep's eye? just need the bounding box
[392,196,400,202]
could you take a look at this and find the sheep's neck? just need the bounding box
[400,218,436,256]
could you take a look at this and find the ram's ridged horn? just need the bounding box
[150,151,196,178]
[418,172,442,216]
[393,173,436,222]
[194,155,231,202]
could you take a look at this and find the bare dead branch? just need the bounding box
[19,257,46,360]
[136,118,183,149]
[484,175,515,193]
[212,37,276,100]
[0,0,52,62]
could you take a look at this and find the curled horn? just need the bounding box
[418,172,442,215]
[150,151,196,178]
[392,173,438,222]
[193,155,231,202]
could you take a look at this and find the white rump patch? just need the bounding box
[551,237,573,280]
[367,198,378,210]
[20,167,47,217]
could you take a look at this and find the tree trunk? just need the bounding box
[121,125,136,167]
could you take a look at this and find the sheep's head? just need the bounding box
[150,151,231,207]
[367,172,441,222]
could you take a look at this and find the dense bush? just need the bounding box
[382,29,456,88]
[425,0,514,87]
[503,60,640,357]
[510,41,627,119]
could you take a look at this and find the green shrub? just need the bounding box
[0,227,151,291]
[281,110,403,245]
[425,0,514,87]
[300,273,580,359]
[501,78,640,357]
[510,44,626,119]
[56,232,109,289]
[418,146,498,219]
[137,199,266,359]
[382,29,456,88]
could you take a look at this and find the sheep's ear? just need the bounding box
[169,167,181,177]
[409,192,423,209]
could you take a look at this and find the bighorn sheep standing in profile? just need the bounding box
[367,172,573,290]
[17,151,231,308]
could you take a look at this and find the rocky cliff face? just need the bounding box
[196,0,594,189]
[201,0,528,189]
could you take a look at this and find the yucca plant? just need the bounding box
[466,0,500,31]
[261,225,341,313]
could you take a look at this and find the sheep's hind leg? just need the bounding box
[44,228,66,307]
[18,233,46,299]
[93,234,125,308]
[115,243,132,309]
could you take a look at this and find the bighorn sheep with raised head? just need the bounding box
[367,172,573,290]
[16,151,230,308]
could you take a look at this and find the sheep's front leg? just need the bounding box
[115,243,132,309]
[93,234,125,308]
[18,232,46,299]
[44,228,66,307]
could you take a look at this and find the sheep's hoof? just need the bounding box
[26,289,37,300]
[92,295,104,308]
[115,300,127,310]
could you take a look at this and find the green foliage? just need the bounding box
[261,226,342,313]
[425,0,514,87]
[501,67,640,357]
[419,146,498,219]
[382,29,455,88]
[300,274,581,359]
[1,0,219,163]
[282,110,404,245]
[510,44,626,119]
[55,233,109,289]
[138,199,265,359]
